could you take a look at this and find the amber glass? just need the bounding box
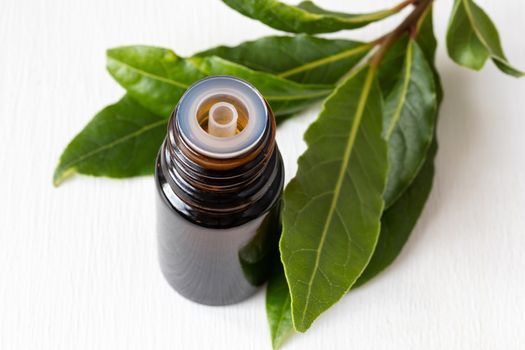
[155,78,284,305]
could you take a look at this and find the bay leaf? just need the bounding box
[266,261,293,350]
[382,40,437,207]
[53,95,166,186]
[222,0,410,34]
[359,3,442,285]
[267,140,437,346]
[280,65,387,332]
[191,55,332,116]
[106,46,203,117]
[107,46,332,118]
[266,8,443,343]
[416,7,443,104]
[377,36,411,100]
[197,35,371,84]
[355,139,437,286]
[446,0,523,77]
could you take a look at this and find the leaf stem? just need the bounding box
[370,0,434,68]
[393,0,419,12]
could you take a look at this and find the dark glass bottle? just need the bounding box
[155,76,284,306]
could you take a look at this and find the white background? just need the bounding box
[1,0,524,349]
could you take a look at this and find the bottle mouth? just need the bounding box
[158,75,282,224]
[176,76,269,159]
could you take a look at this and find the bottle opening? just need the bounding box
[176,76,268,159]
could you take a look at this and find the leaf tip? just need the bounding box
[292,321,309,334]
[53,167,76,187]
[493,58,525,78]
[271,329,294,349]
[271,335,289,350]
[290,306,312,333]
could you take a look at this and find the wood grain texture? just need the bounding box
[0,0,524,349]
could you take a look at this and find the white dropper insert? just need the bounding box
[208,102,238,137]
[176,76,268,159]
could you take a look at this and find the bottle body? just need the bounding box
[155,150,283,305]
[154,76,284,305]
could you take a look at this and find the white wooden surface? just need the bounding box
[1,0,524,349]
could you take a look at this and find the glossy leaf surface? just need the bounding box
[222,0,409,34]
[355,139,437,286]
[53,95,166,186]
[192,55,332,115]
[359,5,441,283]
[416,7,443,102]
[107,46,332,118]
[267,140,438,345]
[447,0,523,77]
[197,35,371,84]
[280,66,387,332]
[266,262,293,349]
[266,7,443,341]
[382,40,437,207]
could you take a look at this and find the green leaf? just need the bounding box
[446,0,523,77]
[266,9,444,339]
[382,40,437,207]
[416,6,443,103]
[355,138,437,286]
[192,56,332,115]
[280,66,388,332]
[53,95,167,186]
[265,139,438,346]
[266,261,294,349]
[106,46,204,117]
[222,0,410,34]
[107,46,332,118]
[376,36,415,97]
[265,140,438,345]
[196,35,371,84]
[358,8,443,284]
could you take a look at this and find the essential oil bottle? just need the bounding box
[155,76,284,306]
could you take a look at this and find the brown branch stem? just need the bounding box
[393,0,419,12]
[370,0,434,68]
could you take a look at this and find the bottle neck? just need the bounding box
[156,102,283,228]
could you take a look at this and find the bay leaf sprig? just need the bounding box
[54,0,523,348]
[55,36,370,186]
[280,64,387,332]
[265,8,444,344]
[279,0,438,332]
[222,0,414,34]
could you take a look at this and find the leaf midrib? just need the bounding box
[461,0,503,61]
[296,1,406,24]
[277,43,372,79]
[272,293,291,348]
[385,41,414,139]
[298,66,377,327]
[111,55,331,101]
[108,56,190,89]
